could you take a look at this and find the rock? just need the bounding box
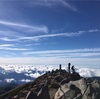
[50,83,60,89]
[70,72,81,81]
[54,83,69,99]
[37,84,50,99]
[13,95,18,99]
[49,88,58,99]
[68,78,87,95]
[82,84,95,99]
[63,84,82,99]
[61,78,70,85]
[54,78,88,99]
[54,84,82,99]
[92,79,100,88]
[79,78,88,95]
[82,81,100,99]
[92,93,96,99]
[54,75,64,82]
[26,91,37,99]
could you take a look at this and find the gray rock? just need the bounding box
[54,83,69,99]
[82,84,96,99]
[79,78,88,95]
[54,83,82,99]
[26,91,38,99]
[92,79,100,88]
[61,84,82,99]
[37,84,50,99]
[54,78,88,99]
[92,93,96,99]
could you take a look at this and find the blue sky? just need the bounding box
[0,0,100,67]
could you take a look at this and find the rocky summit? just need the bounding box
[0,67,100,99]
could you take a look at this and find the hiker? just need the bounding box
[71,65,75,73]
[59,64,62,75]
[59,64,62,70]
[68,63,71,74]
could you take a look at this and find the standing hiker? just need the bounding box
[68,63,71,74]
[71,65,75,73]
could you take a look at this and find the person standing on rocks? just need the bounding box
[59,64,62,75]
[71,65,75,73]
[68,63,71,74]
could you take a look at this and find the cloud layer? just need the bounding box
[0,65,100,84]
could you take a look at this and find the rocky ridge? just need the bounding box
[0,67,100,99]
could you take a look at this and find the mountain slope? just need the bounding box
[0,69,100,99]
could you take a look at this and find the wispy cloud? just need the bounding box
[23,48,100,57]
[0,37,17,41]
[18,31,82,41]
[29,0,77,12]
[58,0,77,12]
[0,29,99,42]
[0,47,29,51]
[0,44,30,51]
[0,32,79,42]
[0,44,14,47]
[0,20,48,33]
[23,48,100,54]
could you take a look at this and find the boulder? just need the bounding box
[54,78,88,99]
[61,84,82,99]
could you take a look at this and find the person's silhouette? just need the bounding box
[68,63,71,74]
[71,65,75,73]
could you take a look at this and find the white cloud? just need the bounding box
[77,68,100,77]
[0,44,14,47]
[0,37,17,41]
[0,20,48,33]
[25,72,41,78]
[23,48,100,55]
[29,0,78,12]
[19,79,32,83]
[22,49,100,59]
[25,52,100,58]
[18,32,82,41]
[88,29,99,32]
[1,65,100,79]
[0,43,30,51]
[80,53,100,57]
[4,78,16,83]
[0,29,99,42]
[58,0,77,12]
[0,46,30,51]
[0,30,25,38]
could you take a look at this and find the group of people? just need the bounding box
[68,63,75,74]
[59,63,75,74]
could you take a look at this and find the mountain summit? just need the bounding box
[0,65,100,99]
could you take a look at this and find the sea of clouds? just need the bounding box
[0,65,100,84]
